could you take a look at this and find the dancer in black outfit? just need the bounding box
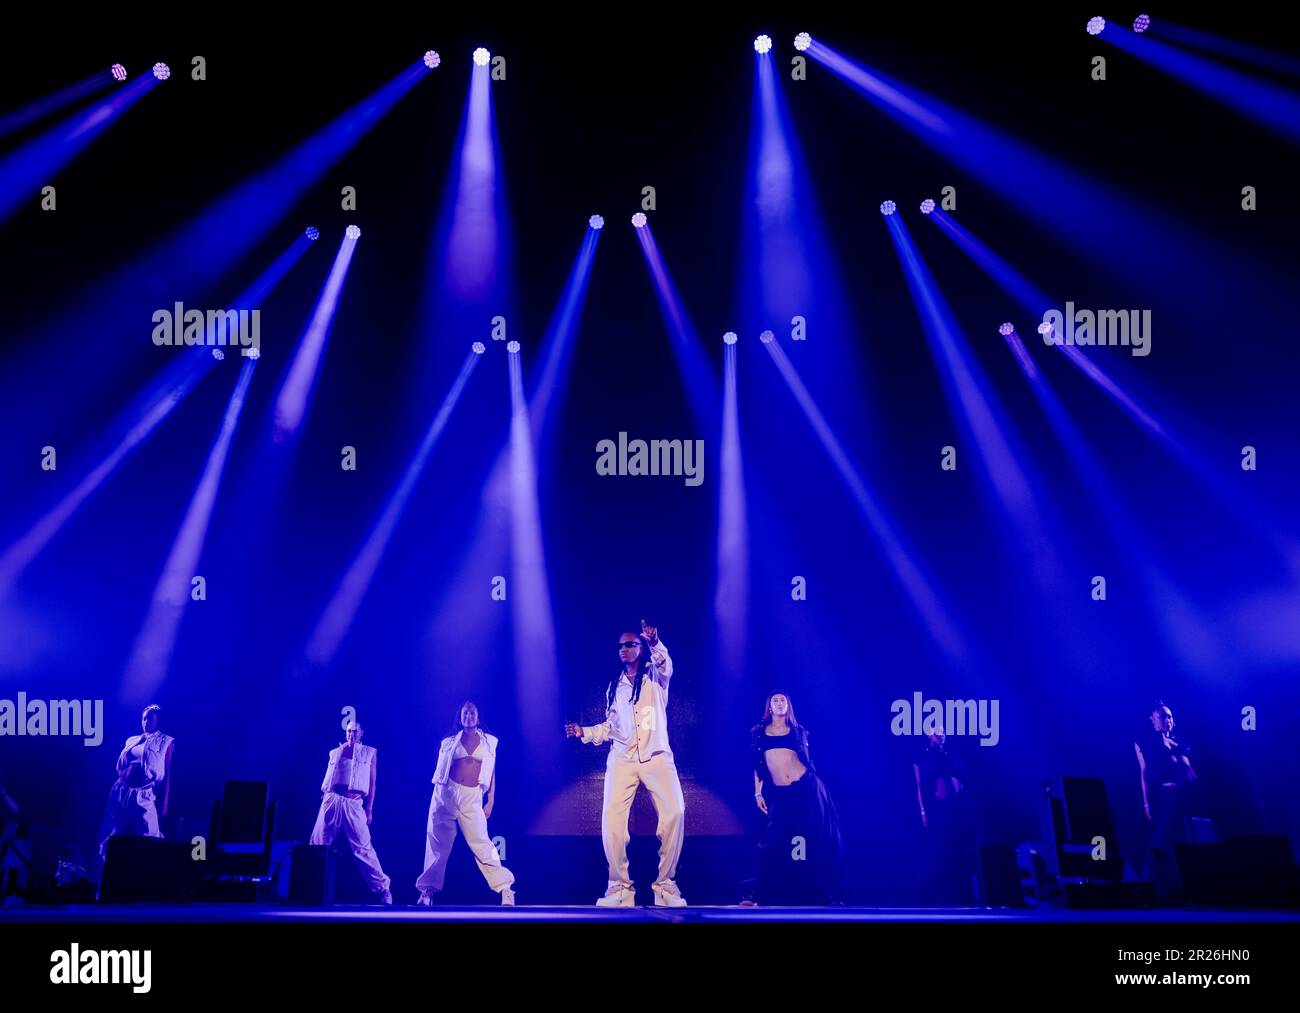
[742,691,844,905]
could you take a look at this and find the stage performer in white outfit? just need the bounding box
[310,719,392,904]
[565,620,687,908]
[416,701,516,906]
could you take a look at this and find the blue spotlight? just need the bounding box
[920,198,935,214]
[473,47,490,67]
[631,212,647,228]
[111,64,127,81]
[755,35,773,54]
[211,348,225,361]
[472,341,486,354]
[998,321,1015,336]
[794,33,812,52]
[1087,17,1106,35]
[345,224,361,239]
[305,225,319,241]
[723,330,738,345]
[589,214,604,229]
[1134,14,1151,33]
[880,200,896,216]
[506,340,520,353]
[424,50,441,69]
[759,329,774,344]
[152,62,170,80]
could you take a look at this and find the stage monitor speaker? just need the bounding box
[99,836,197,903]
[1176,835,1299,908]
[287,844,334,906]
[978,845,1029,907]
[1041,776,1123,883]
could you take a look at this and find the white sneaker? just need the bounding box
[501,888,516,906]
[595,887,636,908]
[653,887,687,908]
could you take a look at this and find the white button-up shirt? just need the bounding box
[581,639,674,763]
[321,742,377,795]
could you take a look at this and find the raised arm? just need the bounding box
[642,620,672,687]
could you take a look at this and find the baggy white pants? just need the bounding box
[602,750,685,896]
[310,792,391,895]
[416,781,515,895]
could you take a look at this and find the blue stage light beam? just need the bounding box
[1100,21,1300,144]
[742,48,870,424]
[886,215,1064,588]
[4,60,429,418]
[714,337,749,681]
[304,348,483,666]
[635,222,718,429]
[998,324,1226,677]
[0,234,313,598]
[273,228,361,440]
[418,56,513,389]
[1146,19,1300,79]
[927,210,1295,558]
[122,357,258,703]
[760,337,970,667]
[0,66,122,140]
[427,222,603,687]
[506,343,562,768]
[0,74,157,224]
[802,37,1276,295]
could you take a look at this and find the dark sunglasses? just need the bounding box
[618,641,641,649]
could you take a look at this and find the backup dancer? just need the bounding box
[310,718,392,904]
[98,704,174,860]
[416,701,516,906]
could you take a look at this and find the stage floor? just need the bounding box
[2,904,1297,923]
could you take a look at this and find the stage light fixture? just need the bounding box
[723,331,738,345]
[794,33,812,51]
[1037,321,1054,335]
[1133,14,1151,32]
[589,214,605,230]
[472,341,486,354]
[424,50,441,69]
[305,226,320,241]
[998,322,1015,336]
[506,340,520,354]
[111,64,127,82]
[152,63,171,81]
[211,348,225,361]
[920,198,936,214]
[880,200,897,216]
[759,329,775,344]
[754,35,773,54]
[1087,17,1106,35]
[246,347,261,361]
[473,48,491,67]
[345,225,361,239]
[631,212,647,228]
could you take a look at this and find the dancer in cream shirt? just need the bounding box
[566,620,686,907]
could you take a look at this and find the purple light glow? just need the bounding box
[345,224,361,239]
[424,50,441,69]
[588,214,604,230]
[506,340,520,353]
[1087,17,1106,35]
[755,35,773,54]
[122,359,257,702]
[305,225,319,241]
[631,212,647,228]
[1134,14,1151,33]
[920,198,936,214]
[111,64,127,81]
[273,234,360,439]
[443,60,500,301]
[473,47,490,67]
[472,341,486,354]
[794,33,812,52]
[152,62,170,81]
[305,352,481,666]
[715,340,749,680]
[723,330,738,345]
[880,200,897,215]
[998,322,1015,336]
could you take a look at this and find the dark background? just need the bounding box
[1,7,1297,903]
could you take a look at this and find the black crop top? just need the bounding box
[751,723,815,783]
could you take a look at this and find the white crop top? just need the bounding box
[453,735,486,761]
